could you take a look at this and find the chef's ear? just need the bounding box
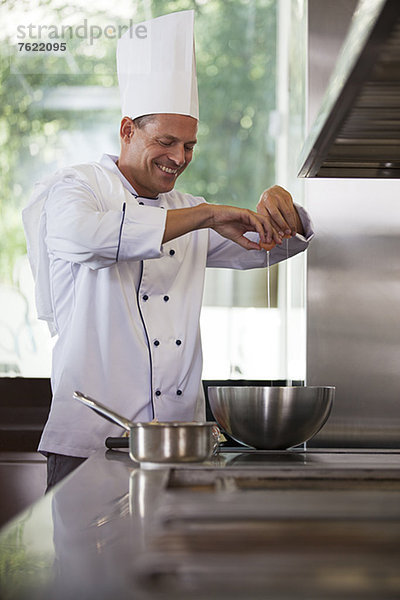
[120,117,134,143]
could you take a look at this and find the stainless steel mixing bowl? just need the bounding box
[207,386,335,450]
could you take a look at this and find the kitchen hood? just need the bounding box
[298,0,400,178]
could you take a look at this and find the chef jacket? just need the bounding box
[29,154,314,458]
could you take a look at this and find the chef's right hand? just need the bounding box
[209,204,283,251]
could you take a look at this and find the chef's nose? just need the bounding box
[167,144,185,167]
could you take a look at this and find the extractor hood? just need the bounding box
[298,0,400,178]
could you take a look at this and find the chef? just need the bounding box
[22,10,314,489]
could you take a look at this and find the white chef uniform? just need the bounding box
[22,11,314,457]
[22,153,313,458]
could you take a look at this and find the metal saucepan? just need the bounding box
[73,391,220,464]
[207,386,335,450]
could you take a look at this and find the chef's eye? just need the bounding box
[159,140,173,147]
[185,145,195,152]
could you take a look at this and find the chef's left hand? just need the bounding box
[256,185,304,250]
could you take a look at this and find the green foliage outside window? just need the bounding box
[0,0,276,282]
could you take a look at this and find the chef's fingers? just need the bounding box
[236,235,264,251]
[210,205,281,247]
[257,185,298,236]
[257,200,290,237]
[232,207,274,245]
[255,213,284,245]
[250,210,284,245]
[246,210,268,244]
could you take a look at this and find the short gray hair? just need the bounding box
[133,114,156,129]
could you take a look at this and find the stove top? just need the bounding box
[131,447,400,599]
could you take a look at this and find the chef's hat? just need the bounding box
[117,10,199,121]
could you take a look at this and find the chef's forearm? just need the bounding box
[163,202,281,249]
[163,204,211,243]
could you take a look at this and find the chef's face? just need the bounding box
[119,113,198,198]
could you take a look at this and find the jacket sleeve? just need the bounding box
[45,176,167,269]
[206,204,314,269]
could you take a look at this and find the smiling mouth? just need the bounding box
[156,163,179,175]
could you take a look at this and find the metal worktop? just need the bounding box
[0,448,400,600]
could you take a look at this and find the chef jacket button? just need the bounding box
[176,389,182,396]
[163,295,169,302]
[169,249,175,256]
[142,294,149,301]
[176,339,182,346]
[138,201,144,205]
[155,390,161,397]
[154,340,160,347]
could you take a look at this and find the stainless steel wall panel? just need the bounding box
[307,1,400,447]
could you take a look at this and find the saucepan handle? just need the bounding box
[73,391,134,432]
[105,437,129,449]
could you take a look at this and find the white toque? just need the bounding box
[117,10,199,121]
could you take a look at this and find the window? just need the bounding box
[0,0,307,380]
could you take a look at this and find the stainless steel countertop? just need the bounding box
[1,448,400,600]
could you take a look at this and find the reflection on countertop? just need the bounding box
[1,447,400,599]
[0,452,47,527]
